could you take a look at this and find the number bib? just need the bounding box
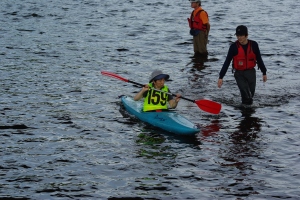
[143,84,169,112]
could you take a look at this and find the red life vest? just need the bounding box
[233,41,257,70]
[188,10,208,31]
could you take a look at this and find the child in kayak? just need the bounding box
[134,70,181,112]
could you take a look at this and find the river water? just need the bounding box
[0,0,299,199]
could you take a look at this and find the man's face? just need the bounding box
[191,2,199,8]
[236,35,248,45]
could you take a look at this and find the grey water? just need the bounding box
[0,0,299,199]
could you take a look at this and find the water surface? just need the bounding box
[0,0,299,199]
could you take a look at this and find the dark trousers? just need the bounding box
[234,68,256,105]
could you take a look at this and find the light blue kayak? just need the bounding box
[121,96,200,135]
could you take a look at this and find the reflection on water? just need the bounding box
[200,120,221,137]
[230,108,262,142]
[186,55,208,73]
[218,107,264,197]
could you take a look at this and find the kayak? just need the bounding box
[120,96,200,135]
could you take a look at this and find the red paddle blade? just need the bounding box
[101,71,129,82]
[195,99,222,114]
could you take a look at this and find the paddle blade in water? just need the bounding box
[195,99,222,114]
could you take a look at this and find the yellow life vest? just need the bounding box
[143,83,169,112]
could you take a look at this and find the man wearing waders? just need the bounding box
[188,0,210,57]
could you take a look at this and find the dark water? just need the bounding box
[1,0,299,199]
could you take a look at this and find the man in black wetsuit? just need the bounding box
[217,25,267,105]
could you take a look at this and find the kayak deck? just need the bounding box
[121,96,200,135]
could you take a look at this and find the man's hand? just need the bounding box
[263,75,267,82]
[217,79,223,88]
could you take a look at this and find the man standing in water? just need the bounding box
[188,0,210,57]
[217,25,267,105]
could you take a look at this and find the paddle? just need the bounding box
[101,71,222,114]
